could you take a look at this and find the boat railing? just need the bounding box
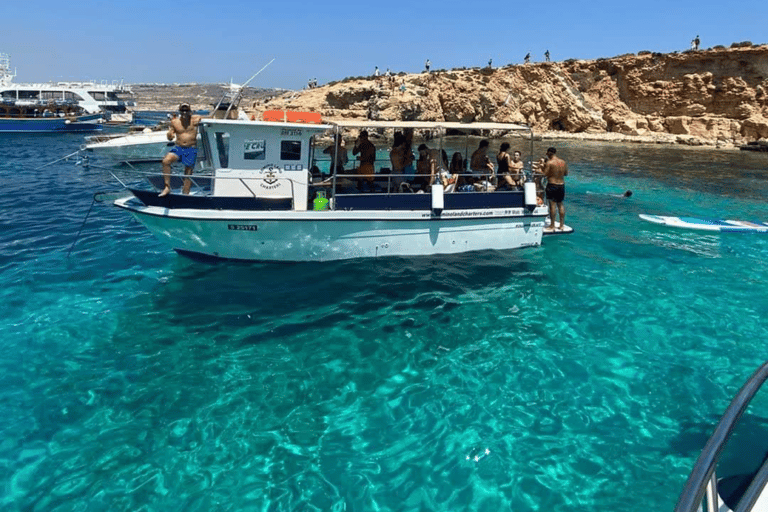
[324,170,519,195]
[674,361,768,512]
[133,171,297,201]
[122,167,534,213]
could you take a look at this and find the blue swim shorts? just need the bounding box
[169,145,198,168]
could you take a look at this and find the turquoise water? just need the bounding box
[2,134,768,511]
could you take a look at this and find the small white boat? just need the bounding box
[84,129,176,163]
[113,115,549,262]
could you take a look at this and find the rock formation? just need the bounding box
[249,43,768,147]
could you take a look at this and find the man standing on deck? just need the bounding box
[159,103,202,197]
[542,147,568,230]
[352,130,376,191]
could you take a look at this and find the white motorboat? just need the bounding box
[0,53,135,119]
[84,128,175,163]
[113,114,549,262]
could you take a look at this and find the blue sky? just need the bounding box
[3,0,764,90]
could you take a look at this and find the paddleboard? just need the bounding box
[639,214,768,233]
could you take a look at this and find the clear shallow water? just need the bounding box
[1,134,768,511]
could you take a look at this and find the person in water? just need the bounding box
[542,147,568,230]
[159,103,202,197]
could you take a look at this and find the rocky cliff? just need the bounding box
[249,43,768,147]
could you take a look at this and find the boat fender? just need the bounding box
[431,183,444,215]
[524,181,537,210]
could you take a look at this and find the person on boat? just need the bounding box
[323,134,348,176]
[496,143,517,190]
[159,103,202,197]
[352,130,376,191]
[416,144,439,191]
[511,150,525,186]
[389,131,412,190]
[448,152,473,192]
[542,147,568,230]
[470,140,495,182]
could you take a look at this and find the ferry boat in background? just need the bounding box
[0,53,134,129]
[113,112,551,262]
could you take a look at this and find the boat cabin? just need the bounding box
[199,117,332,211]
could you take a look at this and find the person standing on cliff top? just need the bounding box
[524,53,530,64]
[691,35,700,50]
[425,59,431,73]
[159,103,202,197]
[545,50,550,62]
[542,147,568,230]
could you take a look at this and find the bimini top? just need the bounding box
[330,119,531,132]
[201,117,530,133]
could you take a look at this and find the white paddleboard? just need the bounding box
[639,214,768,233]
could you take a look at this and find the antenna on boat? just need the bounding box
[217,58,276,118]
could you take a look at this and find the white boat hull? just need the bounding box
[116,199,546,261]
[85,131,173,162]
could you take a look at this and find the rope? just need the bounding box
[66,194,98,259]
[33,149,82,171]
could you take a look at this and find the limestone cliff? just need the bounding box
[249,43,768,147]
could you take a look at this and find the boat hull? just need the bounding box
[85,131,174,162]
[0,115,102,133]
[115,198,546,261]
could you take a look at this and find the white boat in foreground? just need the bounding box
[114,115,548,262]
[674,361,768,512]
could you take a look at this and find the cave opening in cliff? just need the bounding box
[550,119,566,131]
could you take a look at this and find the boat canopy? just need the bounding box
[202,118,531,133]
[202,118,334,131]
[329,120,531,132]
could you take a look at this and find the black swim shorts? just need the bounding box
[545,183,565,202]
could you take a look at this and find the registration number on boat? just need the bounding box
[228,225,258,231]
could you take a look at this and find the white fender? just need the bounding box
[524,181,537,207]
[431,183,444,215]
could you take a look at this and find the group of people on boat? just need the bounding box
[321,133,533,194]
[318,132,569,229]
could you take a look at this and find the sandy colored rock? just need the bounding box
[245,44,768,146]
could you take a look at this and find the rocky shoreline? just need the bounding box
[130,43,768,151]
